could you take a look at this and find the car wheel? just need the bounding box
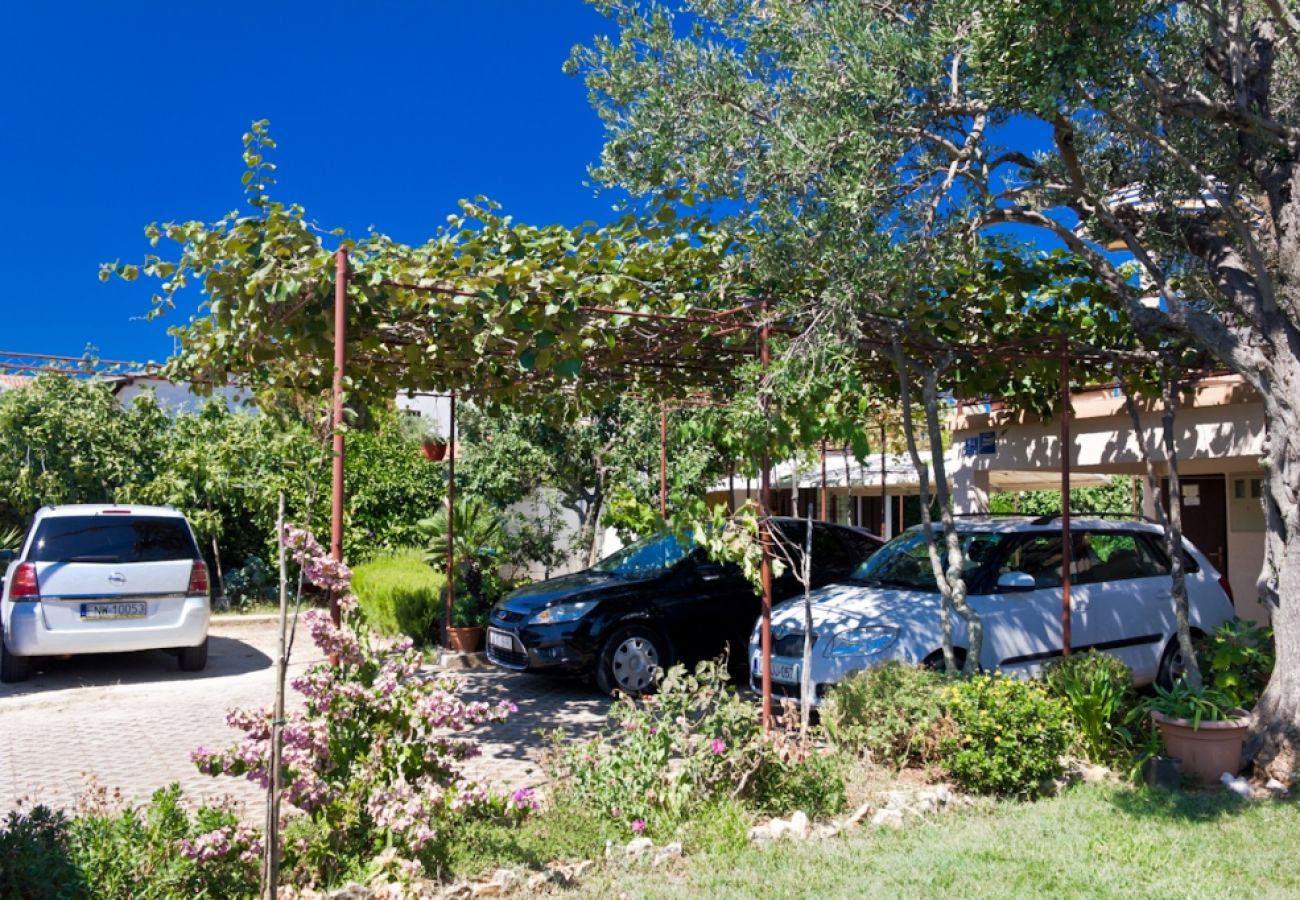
[923,648,967,673]
[1156,633,1202,690]
[0,635,29,683]
[178,638,209,672]
[595,624,668,698]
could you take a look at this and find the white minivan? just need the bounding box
[750,517,1236,704]
[1,505,211,682]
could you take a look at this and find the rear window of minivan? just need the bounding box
[29,516,198,563]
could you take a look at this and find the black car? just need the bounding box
[486,517,882,695]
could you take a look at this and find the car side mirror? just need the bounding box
[997,571,1037,592]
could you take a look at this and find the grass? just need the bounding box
[350,549,445,646]
[567,783,1300,898]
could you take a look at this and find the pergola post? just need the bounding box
[879,421,888,538]
[660,404,668,519]
[819,440,828,520]
[759,322,773,730]
[444,391,457,646]
[1060,334,1073,656]
[329,248,348,627]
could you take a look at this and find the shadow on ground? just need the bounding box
[1108,782,1276,822]
[0,635,273,699]
[452,670,612,766]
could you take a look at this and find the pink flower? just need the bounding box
[711,738,726,755]
[632,818,646,834]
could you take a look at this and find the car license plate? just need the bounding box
[771,660,800,684]
[80,602,147,620]
[488,629,515,652]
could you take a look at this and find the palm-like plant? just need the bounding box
[420,498,506,614]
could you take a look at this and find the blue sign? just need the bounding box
[978,431,996,455]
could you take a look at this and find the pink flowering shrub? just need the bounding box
[548,659,845,836]
[191,525,531,885]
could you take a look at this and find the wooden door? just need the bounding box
[1162,475,1228,573]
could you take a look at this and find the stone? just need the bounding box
[883,790,911,811]
[789,811,810,840]
[871,808,905,828]
[570,860,595,880]
[328,884,370,900]
[844,801,874,827]
[1265,777,1288,795]
[933,784,954,805]
[1220,772,1253,799]
[440,885,473,900]
[604,839,615,859]
[626,837,655,857]
[1079,763,1112,785]
[526,874,551,893]
[653,842,683,866]
[469,882,501,898]
[490,869,518,891]
[913,793,938,814]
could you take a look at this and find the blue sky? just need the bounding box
[1,2,617,363]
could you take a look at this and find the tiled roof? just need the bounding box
[0,374,33,391]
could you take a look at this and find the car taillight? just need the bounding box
[10,562,39,599]
[1218,574,1234,607]
[188,560,209,595]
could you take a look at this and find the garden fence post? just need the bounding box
[329,247,348,628]
[264,491,288,899]
[1060,333,1073,655]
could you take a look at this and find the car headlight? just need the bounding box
[828,626,899,657]
[529,601,598,625]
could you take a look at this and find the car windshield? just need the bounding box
[849,529,1007,592]
[29,516,198,564]
[591,531,694,580]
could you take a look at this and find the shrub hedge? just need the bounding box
[351,550,446,646]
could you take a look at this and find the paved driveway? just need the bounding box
[0,618,609,820]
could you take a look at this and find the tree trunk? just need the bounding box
[1120,368,1203,689]
[800,508,814,737]
[893,344,981,675]
[583,477,606,568]
[1247,356,1300,780]
[1158,370,1202,691]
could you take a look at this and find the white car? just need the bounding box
[750,517,1236,704]
[1,505,211,683]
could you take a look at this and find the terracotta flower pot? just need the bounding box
[421,440,448,462]
[445,625,483,653]
[1151,708,1251,782]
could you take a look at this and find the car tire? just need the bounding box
[178,638,209,672]
[923,648,967,673]
[595,623,669,698]
[1,635,29,683]
[1156,632,1202,690]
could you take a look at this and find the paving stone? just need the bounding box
[0,620,611,820]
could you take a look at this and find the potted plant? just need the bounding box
[445,591,485,653]
[1142,681,1251,782]
[420,424,448,462]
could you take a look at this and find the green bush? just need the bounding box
[351,550,446,646]
[222,556,276,610]
[1196,618,1275,709]
[822,662,953,768]
[940,674,1073,797]
[0,806,80,898]
[0,787,259,899]
[1043,651,1136,763]
[549,659,845,838]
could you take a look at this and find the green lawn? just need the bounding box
[572,784,1299,898]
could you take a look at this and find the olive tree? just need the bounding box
[571,0,1300,769]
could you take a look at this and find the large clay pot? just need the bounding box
[1151,709,1251,782]
[445,625,483,653]
[421,440,448,462]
